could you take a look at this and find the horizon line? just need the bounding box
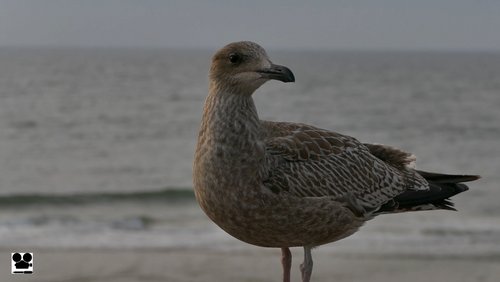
[1,44,500,54]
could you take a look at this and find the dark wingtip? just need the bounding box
[416,171,481,183]
[435,199,458,211]
[455,183,469,193]
[460,175,481,182]
[377,181,471,215]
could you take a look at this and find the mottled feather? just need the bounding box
[363,143,416,169]
[261,121,429,211]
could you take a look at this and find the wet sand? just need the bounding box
[2,247,499,282]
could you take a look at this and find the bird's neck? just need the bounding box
[194,86,266,184]
[199,87,263,151]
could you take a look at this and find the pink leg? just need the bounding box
[300,246,313,282]
[281,247,292,282]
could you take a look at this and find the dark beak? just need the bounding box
[257,64,295,83]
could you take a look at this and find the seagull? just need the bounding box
[193,41,479,282]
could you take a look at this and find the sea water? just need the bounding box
[0,48,499,256]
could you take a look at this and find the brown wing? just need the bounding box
[363,143,416,170]
[261,121,429,210]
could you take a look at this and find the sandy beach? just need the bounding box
[2,247,499,282]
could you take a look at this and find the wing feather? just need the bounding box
[261,121,428,210]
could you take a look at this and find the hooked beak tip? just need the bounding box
[257,64,295,83]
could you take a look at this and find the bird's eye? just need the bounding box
[229,53,241,64]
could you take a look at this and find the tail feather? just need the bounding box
[377,172,478,214]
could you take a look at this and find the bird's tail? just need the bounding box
[377,171,480,213]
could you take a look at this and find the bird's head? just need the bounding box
[209,41,295,95]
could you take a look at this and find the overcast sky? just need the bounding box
[1,0,499,51]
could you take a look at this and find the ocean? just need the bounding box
[0,48,499,257]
